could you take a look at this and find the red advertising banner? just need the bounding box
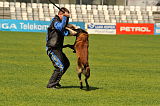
[116,23,154,35]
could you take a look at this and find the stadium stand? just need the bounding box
[0,1,160,23]
[0,1,10,19]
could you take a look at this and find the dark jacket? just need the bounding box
[46,15,69,51]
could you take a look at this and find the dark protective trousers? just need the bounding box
[47,49,70,88]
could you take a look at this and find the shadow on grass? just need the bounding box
[61,86,100,91]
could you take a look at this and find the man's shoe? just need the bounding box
[52,86,58,89]
[56,83,61,87]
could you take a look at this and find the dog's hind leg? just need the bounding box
[77,66,83,89]
[77,58,84,89]
[85,66,90,90]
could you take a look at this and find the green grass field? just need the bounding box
[0,31,160,106]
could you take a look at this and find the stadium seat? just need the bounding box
[77,18,83,22]
[124,6,130,11]
[105,20,110,23]
[119,11,125,15]
[75,5,80,8]
[32,3,37,8]
[116,19,120,23]
[114,5,118,11]
[138,20,144,23]
[0,2,158,23]
[108,5,113,10]
[143,15,149,20]
[152,6,157,11]
[81,5,86,9]
[148,11,153,16]
[133,20,138,23]
[108,10,114,15]
[144,20,149,23]
[126,15,132,20]
[121,20,127,23]
[100,19,105,23]
[146,6,151,11]
[102,5,107,10]
[127,20,133,23]
[136,11,141,15]
[91,5,97,9]
[37,3,43,8]
[119,6,124,11]
[10,7,15,12]
[98,5,102,10]
[115,11,119,15]
[15,2,20,8]
[111,19,116,23]
[125,10,130,15]
[21,3,26,8]
[135,6,141,11]
[138,15,143,20]
[72,19,78,22]
[130,11,136,15]
[104,15,110,20]
[87,5,91,10]
[141,6,146,11]
[9,2,14,7]
[82,14,87,18]
[69,18,72,22]
[82,9,87,14]
[27,3,32,7]
[4,2,9,7]
[43,3,48,8]
[110,15,116,20]
[45,17,50,21]
[130,6,135,11]
[149,19,155,23]
[65,4,70,9]
[93,10,98,15]
[103,10,108,15]
[70,4,75,8]
[121,15,127,20]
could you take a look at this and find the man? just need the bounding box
[46,7,77,89]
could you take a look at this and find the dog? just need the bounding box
[64,25,90,90]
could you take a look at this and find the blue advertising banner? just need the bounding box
[0,19,85,32]
[155,23,160,35]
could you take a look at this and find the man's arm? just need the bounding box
[54,16,68,31]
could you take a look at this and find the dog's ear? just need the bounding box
[73,29,88,34]
[67,24,79,29]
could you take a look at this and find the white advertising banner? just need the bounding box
[155,23,160,35]
[86,23,116,34]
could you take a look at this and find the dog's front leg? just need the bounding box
[63,44,76,53]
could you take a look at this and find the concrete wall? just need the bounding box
[116,0,125,5]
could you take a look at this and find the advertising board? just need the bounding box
[0,19,85,32]
[116,23,154,35]
[87,23,116,34]
[154,23,160,35]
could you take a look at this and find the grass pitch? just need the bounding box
[0,31,160,106]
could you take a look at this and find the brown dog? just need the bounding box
[64,26,90,90]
